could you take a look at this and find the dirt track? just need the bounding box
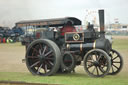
[0,43,28,72]
[0,36,128,74]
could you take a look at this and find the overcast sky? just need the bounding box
[0,0,128,28]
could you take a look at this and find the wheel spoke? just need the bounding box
[112,56,118,60]
[44,64,47,73]
[32,47,38,53]
[96,55,98,61]
[37,64,43,74]
[32,47,39,55]
[113,61,120,63]
[39,43,43,51]
[113,64,119,69]
[30,61,40,68]
[87,60,93,63]
[87,65,93,69]
[45,50,53,57]
[96,66,99,75]
[39,49,42,55]
[95,53,98,61]
[98,53,102,61]
[87,60,93,69]
[48,61,54,66]
[90,55,95,62]
[99,66,105,73]
[92,67,96,74]
[42,46,47,55]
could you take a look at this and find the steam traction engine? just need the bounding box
[21,10,123,77]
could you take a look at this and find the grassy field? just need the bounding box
[112,38,128,50]
[0,72,128,85]
[0,36,128,85]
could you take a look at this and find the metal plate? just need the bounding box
[65,32,84,43]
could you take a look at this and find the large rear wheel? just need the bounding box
[25,39,61,76]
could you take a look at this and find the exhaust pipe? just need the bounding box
[99,10,105,37]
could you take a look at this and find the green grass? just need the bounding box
[112,38,128,50]
[0,38,128,85]
[0,72,128,85]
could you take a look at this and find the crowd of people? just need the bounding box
[0,37,16,43]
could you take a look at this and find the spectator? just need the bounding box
[3,37,6,43]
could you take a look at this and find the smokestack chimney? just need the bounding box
[99,10,105,37]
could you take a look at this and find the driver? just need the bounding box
[60,21,76,36]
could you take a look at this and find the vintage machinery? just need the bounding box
[21,10,123,77]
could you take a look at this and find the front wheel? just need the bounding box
[83,49,111,77]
